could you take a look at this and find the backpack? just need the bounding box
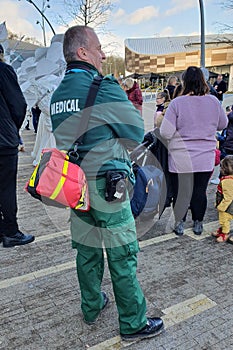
[130,163,166,218]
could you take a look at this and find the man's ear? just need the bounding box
[77,47,88,61]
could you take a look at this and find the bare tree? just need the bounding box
[55,0,122,57]
[57,0,115,31]
[8,30,42,46]
[222,0,233,9]
[102,55,125,76]
[215,1,233,35]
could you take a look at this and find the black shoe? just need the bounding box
[2,231,35,248]
[121,317,164,341]
[0,233,2,244]
[173,220,184,236]
[193,220,203,235]
[83,291,109,325]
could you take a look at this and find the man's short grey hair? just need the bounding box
[63,25,94,63]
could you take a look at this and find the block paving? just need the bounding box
[0,128,233,350]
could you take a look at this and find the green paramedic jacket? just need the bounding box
[50,62,144,181]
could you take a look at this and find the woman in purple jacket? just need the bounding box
[160,66,228,236]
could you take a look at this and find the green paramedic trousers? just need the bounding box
[71,177,147,334]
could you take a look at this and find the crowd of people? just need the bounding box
[1,25,233,345]
[123,68,233,245]
[143,68,233,244]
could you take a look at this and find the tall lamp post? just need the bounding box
[199,0,205,68]
[18,0,56,41]
[37,0,51,46]
[36,20,46,46]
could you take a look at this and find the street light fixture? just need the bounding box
[38,0,50,46]
[18,0,56,42]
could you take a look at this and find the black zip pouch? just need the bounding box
[105,171,127,202]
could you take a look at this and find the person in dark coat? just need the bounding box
[223,106,233,155]
[0,44,35,248]
[31,103,41,133]
[153,91,170,127]
[213,74,227,102]
[123,78,143,115]
[201,67,218,97]
[165,75,178,100]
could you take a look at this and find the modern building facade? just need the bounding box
[125,34,233,90]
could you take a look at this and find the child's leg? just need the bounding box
[226,214,233,244]
[209,164,220,185]
[216,211,231,242]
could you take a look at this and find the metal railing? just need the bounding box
[143,87,162,102]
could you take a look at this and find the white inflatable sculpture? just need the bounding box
[18,34,66,166]
[0,21,10,64]
[0,22,66,166]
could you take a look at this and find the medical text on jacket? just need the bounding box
[51,99,80,115]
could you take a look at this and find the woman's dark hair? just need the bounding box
[173,83,183,98]
[181,66,209,96]
[157,90,170,102]
[220,155,233,176]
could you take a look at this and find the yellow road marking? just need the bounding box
[22,141,36,144]
[0,221,224,290]
[18,155,32,159]
[87,294,217,349]
[140,233,179,248]
[162,293,217,327]
[35,230,70,242]
[0,261,75,290]
[185,220,233,240]
[17,220,221,246]
[18,163,34,168]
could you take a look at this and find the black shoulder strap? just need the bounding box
[74,75,103,149]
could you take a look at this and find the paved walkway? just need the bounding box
[1,127,233,350]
